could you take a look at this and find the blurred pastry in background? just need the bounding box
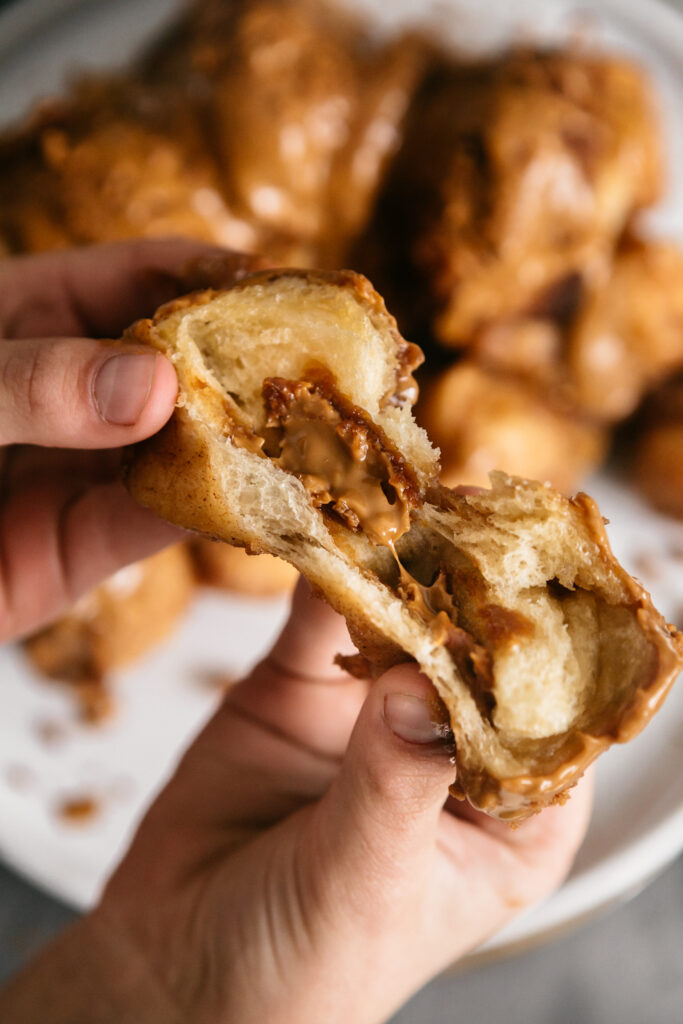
[566,237,683,421]
[191,539,298,596]
[469,315,565,387]
[0,0,426,269]
[23,545,195,720]
[177,0,426,266]
[0,78,245,254]
[632,374,683,519]
[137,0,427,267]
[364,48,661,345]
[417,362,606,492]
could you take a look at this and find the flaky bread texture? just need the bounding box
[412,481,681,816]
[123,270,682,820]
[190,539,298,596]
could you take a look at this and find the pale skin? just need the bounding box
[0,240,593,1024]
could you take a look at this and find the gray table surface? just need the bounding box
[1,0,682,1019]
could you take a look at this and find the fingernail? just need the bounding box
[94,353,157,425]
[384,692,450,745]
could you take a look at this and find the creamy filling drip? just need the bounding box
[391,554,496,718]
[262,370,419,546]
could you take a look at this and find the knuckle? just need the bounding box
[25,344,59,419]
[2,342,52,419]
[364,756,440,815]
[0,340,85,439]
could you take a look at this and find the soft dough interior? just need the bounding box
[151,274,658,759]
[158,273,437,484]
[394,501,655,744]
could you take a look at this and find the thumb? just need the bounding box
[315,664,455,889]
[0,337,177,448]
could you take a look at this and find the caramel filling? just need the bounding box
[252,369,535,722]
[262,370,420,546]
[393,552,535,721]
[393,560,493,716]
[386,339,423,408]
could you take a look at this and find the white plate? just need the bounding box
[0,0,682,958]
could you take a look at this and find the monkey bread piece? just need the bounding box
[23,546,195,714]
[142,0,426,268]
[634,423,683,519]
[191,539,298,596]
[632,375,683,519]
[122,269,682,820]
[0,78,246,255]
[204,0,426,267]
[373,49,662,345]
[417,362,606,494]
[469,317,565,385]
[567,239,683,422]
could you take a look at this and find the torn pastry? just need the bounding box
[122,269,682,820]
[191,539,298,596]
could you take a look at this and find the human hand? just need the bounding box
[0,239,258,643]
[78,581,592,1024]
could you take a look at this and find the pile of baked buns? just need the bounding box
[2,0,681,732]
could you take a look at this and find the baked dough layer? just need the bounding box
[123,270,683,820]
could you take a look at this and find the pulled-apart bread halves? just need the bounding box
[123,270,683,820]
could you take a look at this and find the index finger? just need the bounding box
[267,577,359,681]
[0,238,263,340]
[223,578,368,764]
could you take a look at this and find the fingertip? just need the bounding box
[93,349,178,440]
[269,577,355,681]
[138,353,178,433]
[339,665,454,817]
[375,665,451,747]
[380,663,437,698]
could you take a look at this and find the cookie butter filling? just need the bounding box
[391,547,542,724]
[394,563,496,719]
[255,370,549,727]
[254,370,532,726]
[261,370,420,546]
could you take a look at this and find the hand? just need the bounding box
[61,582,590,1024]
[0,239,258,642]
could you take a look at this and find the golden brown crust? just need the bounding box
[194,0,426,264]
[362,48,662,346]
[123,411,246,543]
[0,78,241,253]
[566,239,683,421]
[0,1,426,266]
[190,539,298,595]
